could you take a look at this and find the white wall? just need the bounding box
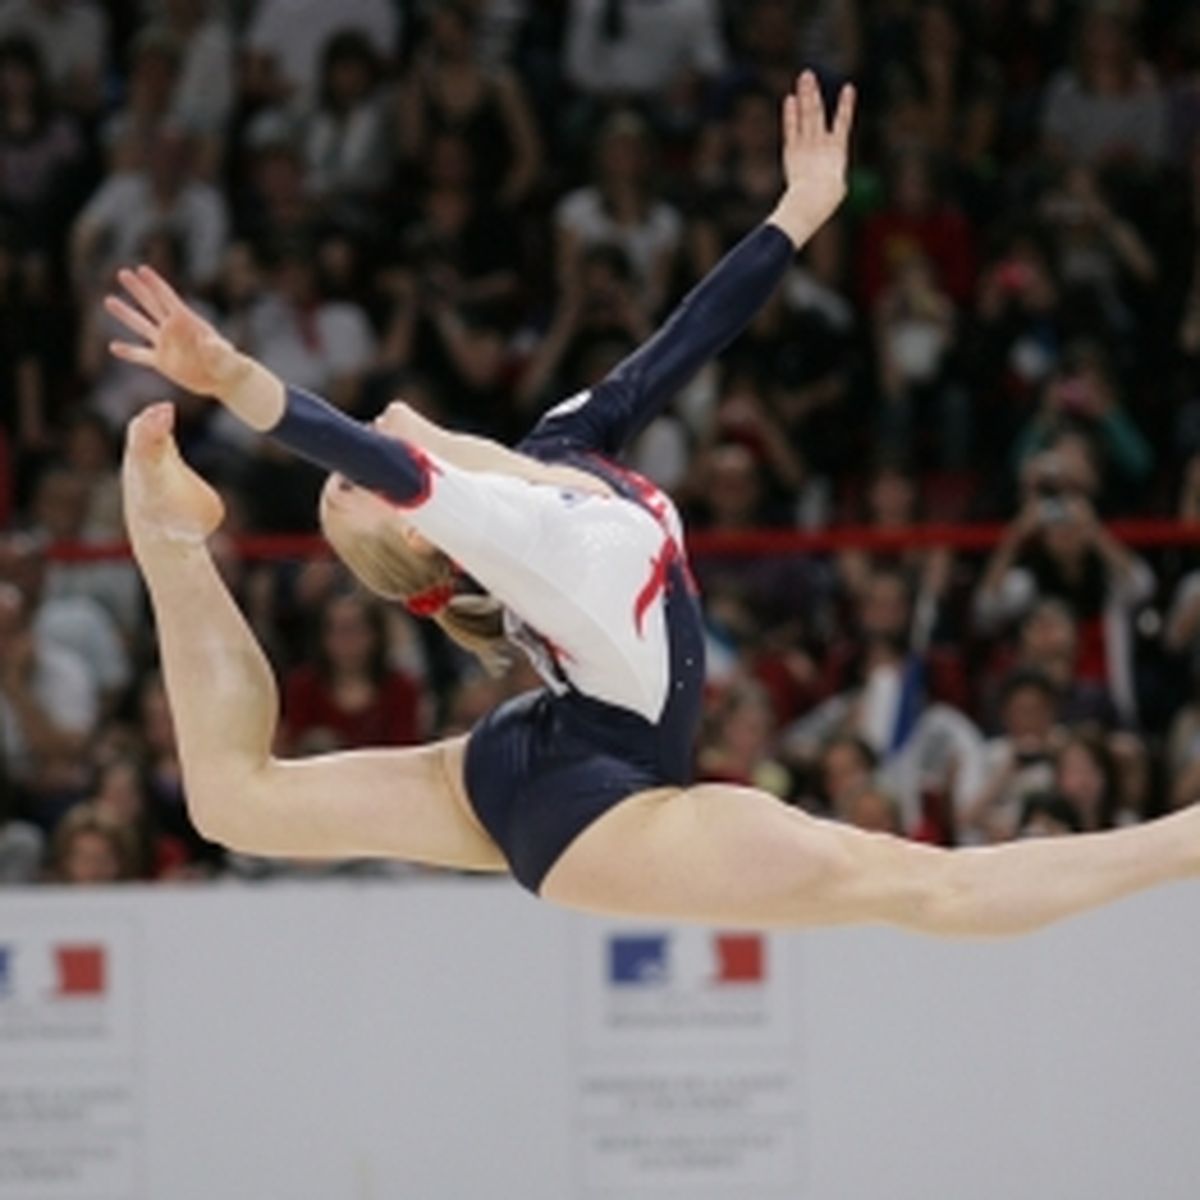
[3,878,1200,1200]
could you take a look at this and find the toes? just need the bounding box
[125,403,176,456]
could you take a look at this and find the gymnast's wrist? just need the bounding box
[767,188,820,249]
[214,354,286,432]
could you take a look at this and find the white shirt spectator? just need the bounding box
[304,98,391,199]
[555,188,683,290]
[0,640,97,783]
[246,292,377,395]
[74,171,228,289]
[0,0,107,89]
[35,593,131,696]
[169,13,234,136]
[1041,69,1168,166]
[245,0,397,100]
[0,820,43,884]
[566,0,727,96]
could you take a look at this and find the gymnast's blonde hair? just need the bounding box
[320,507,510,673]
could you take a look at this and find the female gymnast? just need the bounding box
[108,74,1200,936]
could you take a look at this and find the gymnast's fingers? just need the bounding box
[832,83,857,145]
[137,264,185,316]
[104,294,158,344]
[798,70,823,140]
[109,340,157,367]
[117,267,167,323]
[782,92,799,153]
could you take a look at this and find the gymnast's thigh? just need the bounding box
[538,782,858,927]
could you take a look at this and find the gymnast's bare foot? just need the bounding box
[121,402,224,554]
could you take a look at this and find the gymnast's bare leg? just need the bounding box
[121,402,505,870]
[540,783,1200,936]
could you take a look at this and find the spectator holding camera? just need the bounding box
[1012,343,1153,507]
[973,468,1154,725]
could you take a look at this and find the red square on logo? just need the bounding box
[55,945,106,997]
[714,933,765,983]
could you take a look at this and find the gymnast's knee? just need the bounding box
[184,762,274,850]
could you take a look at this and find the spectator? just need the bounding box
[48,802,135,884]
[565,0,727,101]
[27,465,141,634]
[0,0,108,112]
[71,125,229,294]
[242,0,397,106]
[857,149,977,310]
[0,532,130,708]
[155,0,233,164]
[962,670,1062,844]
[302,30,392,215]
[283,591,423,752]
[698,680,791,796]
[1017,791,1083,838]
[0,34,86,257]
[398,0,542,208]
[90,756,189,880]
[873,248,965,468]
[1041,7,1168,168]
[241,246,376,415]
[0,750,43,882]
[974,492,1155,724]
[1054,728,1119,831]
[0,580,97,813]
[103,28,181,174]
[556,110,683,315]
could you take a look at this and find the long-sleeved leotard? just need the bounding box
[268,223,795,888]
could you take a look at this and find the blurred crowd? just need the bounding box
[3,0,1200,885]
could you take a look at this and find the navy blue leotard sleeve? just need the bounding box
[271,386,434,506]
[522,222,794,458]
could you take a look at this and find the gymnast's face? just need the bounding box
[319,473,434,557]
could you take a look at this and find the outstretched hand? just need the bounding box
[105,266,247,398]
[772,70,856,244]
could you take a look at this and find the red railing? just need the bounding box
[39,519,1200,563]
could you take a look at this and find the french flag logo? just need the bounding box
[608,932,766,988]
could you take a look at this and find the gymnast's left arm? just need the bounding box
[537,71,856,457]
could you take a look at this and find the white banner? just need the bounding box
[0,912,142,1200]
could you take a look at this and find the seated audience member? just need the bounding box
[973,488,1154,726]
[0,581,98,818]
[698,680,791,797]
[242,0,397,106]
[555,111,683,315]
[302,30,392,213]
[91,756,190,880]
[0,533,130,710]
[48,803,136,885]
[27,466,142,636]
[1053,729,1119,832]
[961,670,1062,845]
[857,148,976,311]
[0,35,87,257]
[564,0,727,101]
[397,1,542,207]
[1040,7,1168,168]
[283,592,423,752]
[1012,344,1153,505]
[71,125,228,294]
[980,599,1118,730]
[0,753,43,883]
[0,0,109,113]
[1017,791,1083,838]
